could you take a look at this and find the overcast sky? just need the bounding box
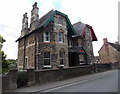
[0,0,119,59]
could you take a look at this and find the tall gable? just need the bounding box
[73,22,97,41]
[73,22,86,37]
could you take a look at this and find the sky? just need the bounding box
[0,0,119,59]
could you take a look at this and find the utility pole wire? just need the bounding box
[0,24,20,31]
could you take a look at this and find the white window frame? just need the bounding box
[43,51,51,67]
[59,32,64,43]
[44,32,50,42]
[59,52,65,66]
[25,56,28,69]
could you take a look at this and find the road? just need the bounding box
[42,70,119,92]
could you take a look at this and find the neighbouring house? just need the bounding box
[16,2,97,70]
[68,22,97,66]
[98,38,120,64]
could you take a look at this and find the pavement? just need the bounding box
[9,70,116,93]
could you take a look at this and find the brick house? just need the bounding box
[16,2,97,70]
[98,38,120,64]
[68,22,97,66]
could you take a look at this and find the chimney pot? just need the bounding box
[103,38,108,46]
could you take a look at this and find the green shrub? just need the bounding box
[17,70,28,88]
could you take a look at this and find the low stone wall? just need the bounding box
[35,65,92,85]
[2,69,18,92]
[96,63,118,72]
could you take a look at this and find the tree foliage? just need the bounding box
[0,35,14,73]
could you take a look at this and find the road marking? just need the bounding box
[42,73,112,92]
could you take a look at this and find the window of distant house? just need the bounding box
[59,51,65,66]
[59,32,64,43]
[44,32,50,42]
[43,51,51,67]
[58,17,63,26]
[25,56,28,69]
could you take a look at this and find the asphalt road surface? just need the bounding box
[43,70,119,92]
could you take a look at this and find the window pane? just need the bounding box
[58,17,63,25]
[44,32,50,42]
[44,59,50,65]
[46,32,49,35]
[59,32,63,42]
[60,59,63,65]
[60,52,64,58]
[44,52,50,58]
[46,36,49,41]
[25,57,28,68]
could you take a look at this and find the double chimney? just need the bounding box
[21,2,39,36]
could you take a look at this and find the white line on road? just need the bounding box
[42,72,112,92]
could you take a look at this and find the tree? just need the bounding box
[0,35,11,73]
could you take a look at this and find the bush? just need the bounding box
[17,70,28,88]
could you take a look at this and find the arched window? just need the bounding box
[59,48,65,66]
[43,51,51,67]
[42,48,52,68]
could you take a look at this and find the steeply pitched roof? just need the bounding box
[38,9,55,28]
[109,42,120,51]
[73,22,97,41]
[98,42,120,53]
[73,22,86,37]
[16,10,76,41]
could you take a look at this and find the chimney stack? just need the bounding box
[21,12,28,36]
[103,38,109,55]
[103,38,108,46]
[30,2,39,31]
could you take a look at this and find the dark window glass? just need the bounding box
[60,59,63,65]
[44,52,50,58]
[44,51,50,66]
[44,59,50,65]
[59,52,65,65]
